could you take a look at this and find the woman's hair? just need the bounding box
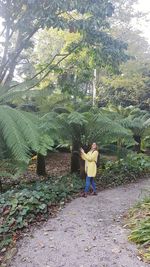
[91,142,98,151]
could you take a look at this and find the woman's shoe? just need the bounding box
[81,192,87,198]
[91,192,97,196]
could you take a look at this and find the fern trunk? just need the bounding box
[36,153,46,176]
[133,135,142,153]
[80,144,91,178]
[0,179,2,193]
[71,143,89,178]
[71,140,80,173]
[79,158,86,179]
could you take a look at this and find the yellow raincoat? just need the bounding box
[81,150,98,177]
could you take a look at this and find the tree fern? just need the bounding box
[39,112,61,148]
[102,105,150,152]
[121,114,150,135]
[68,112,88,126]
[0,106,40,163]
[56,109,132,147]
[0,84,54,106]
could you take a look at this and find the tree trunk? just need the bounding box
[71,140,80,173]
[2,61,17,86]
[133,135,141,153]
[36,153,46,176]
[1,26,39,86]
[79,158,86,179]
[0,179,2,193]
[71,141,90,179]
[79,144,90,179]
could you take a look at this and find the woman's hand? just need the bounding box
[80,148,84,154]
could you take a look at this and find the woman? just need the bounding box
[80,142,99,197]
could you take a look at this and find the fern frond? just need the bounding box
[86,113,131,145]
[0,106,40,162]
[0,84,54,104]
[68,112,88,126]
[40,112,61,140]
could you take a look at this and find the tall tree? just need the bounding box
[0,0,128,87]
[96,0,150,110]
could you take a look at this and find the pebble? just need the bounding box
[44,232,49,236]
[1,248,6,253]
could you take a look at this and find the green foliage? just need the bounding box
[57,109,133,148]
[97,4,150,110]
[123,113,150,136]
[58,111,86,145]
[0,174,84,250]
[68,112,87,126]
[0,0,128,86]
[0,160,25,179]
[100,105,150,151]
[127,197,150,262]
[99,72,150,110]
[0,85,61,167]
[98,153,150,187]
[0,105,40,163]
[129,218,150,244]
[38,112,61,155]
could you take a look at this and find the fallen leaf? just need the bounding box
[44,232,49,236]
[1,248,6,253]
[137,256,142,261]
[112,248,121,253]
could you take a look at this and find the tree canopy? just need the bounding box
[0,0,128,86]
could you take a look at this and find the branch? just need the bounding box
[0,25,6,37]
[10,41,83,90]
[9,53,67,90]
[66,12,78,21]
[13,26,39,63]
[1,25,39,85]
[28,42,83,90]
[30,54,68,81]
[0,23,11,80]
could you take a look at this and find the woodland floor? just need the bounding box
[9,176,150,267]
[27,152,71,180]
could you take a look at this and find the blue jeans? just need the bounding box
[84,176,96,193]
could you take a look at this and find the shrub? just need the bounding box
[97,153,150,187]
[0,175,84,250]
[127,196,150,262]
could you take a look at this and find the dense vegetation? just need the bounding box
[0,175,84,251]
[0,0,150,264]
[127,196,150,262]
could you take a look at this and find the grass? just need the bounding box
[127,195,150,262]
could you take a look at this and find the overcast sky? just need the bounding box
[135,0,150,42]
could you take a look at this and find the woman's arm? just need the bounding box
[81,150,98,162]
[81,152,87,161]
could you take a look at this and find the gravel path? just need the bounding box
[10,178,150,267]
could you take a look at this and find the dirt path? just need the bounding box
[10,178,150,267]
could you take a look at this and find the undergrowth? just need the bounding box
[98,153,150,187]
[0,174,84,253]
[0,152,150,265]
[127,195,150,263]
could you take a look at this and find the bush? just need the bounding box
[127,196,150,262]
[0,175,84,251]
[97,153,150,187]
